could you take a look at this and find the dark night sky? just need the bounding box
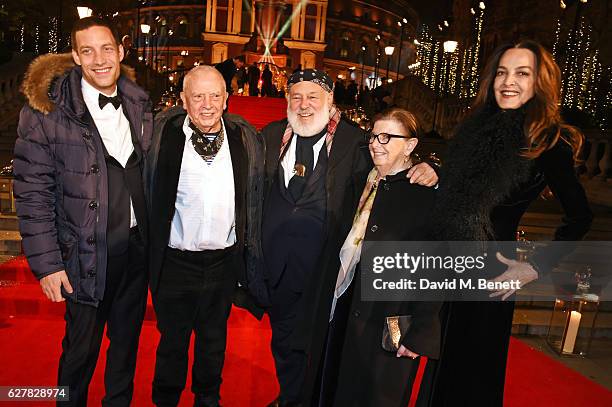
[407,0,454,26]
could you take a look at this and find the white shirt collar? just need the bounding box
[81,78,118,109]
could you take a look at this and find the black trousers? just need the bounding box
[152,246,237,407]
[267,283,308,404]
[57,228,147,407]
[313,287,352,407]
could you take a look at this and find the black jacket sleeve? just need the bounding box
[530,141,593,273]
[400,301,443,359]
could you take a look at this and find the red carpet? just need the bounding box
[227,95,287,130]
[1,256,611,406]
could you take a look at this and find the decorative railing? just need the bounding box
[581,129,611,207]
[583,130,611,179]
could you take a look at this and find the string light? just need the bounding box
[35,25,39,54]
[459,47,471,98]
[470,5,485,97]
[412,5,487,104]
[448,49,459,94]
[598,69,608,128]
[20,25,25,52]
[432,41,440,91]
[552,19,562,58]
[48,17,58,53]
[554,11,610,129]
[415,25,433,86]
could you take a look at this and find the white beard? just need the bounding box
[287,101,332,137]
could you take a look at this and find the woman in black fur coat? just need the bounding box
[427,41,593,406]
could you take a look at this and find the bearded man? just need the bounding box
[255,69,438,407]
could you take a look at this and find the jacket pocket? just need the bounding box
[58,231,80,287]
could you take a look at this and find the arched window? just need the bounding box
[216,0,229,32]
[340,31,352,58]
[304,4,318,41]
[240,0,252,34]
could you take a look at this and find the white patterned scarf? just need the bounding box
[330,167,379,321]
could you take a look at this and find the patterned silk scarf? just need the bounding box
[330,167,379,321]
[189,120,225,164]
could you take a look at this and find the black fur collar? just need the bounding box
[432,106,534,240]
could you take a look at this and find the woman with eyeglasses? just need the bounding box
[312,107,442,407]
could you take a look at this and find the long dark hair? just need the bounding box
[472,40,583,161]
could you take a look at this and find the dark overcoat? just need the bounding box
[332,170,442,407]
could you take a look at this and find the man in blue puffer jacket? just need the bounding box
[13,17,152,407]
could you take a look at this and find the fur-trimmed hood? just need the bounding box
[21,52,137,114]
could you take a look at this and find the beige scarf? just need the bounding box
[330,168,379,321]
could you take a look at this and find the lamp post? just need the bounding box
[166,29,173,72]
[140,23,150,65]
[153,30,158,71]
[374,34,381,86]
[135,1,141,55]
[396,18,407,80]
[153,15,163,72]
[166,29,173,91]
[360,45,366,97]
[442,40,458,94]
[431,39,458,134]
[384,46,395,80]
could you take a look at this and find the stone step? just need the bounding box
[0,216,18,230]
[0,230,21,255]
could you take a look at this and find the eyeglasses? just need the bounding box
[366,132,411,145]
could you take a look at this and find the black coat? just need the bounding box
[429,107,593,406]
[248,65,260,86]
[332,170,441,407]
[147,110,248,294]
[257,117,370,318]
[215,58,237,93]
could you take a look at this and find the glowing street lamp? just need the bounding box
[396,20,405,81]
[384,46,395,80]
[374,34,381,81]
[77,7,93,19]
[140,24,151,65]
[443,40,458,53]
[432,40,458,134]
[360,45,367,92]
